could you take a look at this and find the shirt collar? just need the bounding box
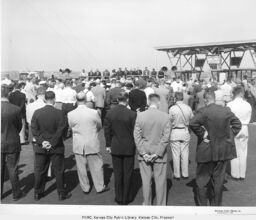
[1,97,9,102]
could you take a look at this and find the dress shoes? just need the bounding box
[58,192,72,201]
[97,185,110,194]
[13,190,26,201]
[34,192,44,201]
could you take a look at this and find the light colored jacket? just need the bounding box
[227,97,252,140]
[134,106,171,163]
[169,101,193,142]
[91,85,106,108]
[68,105,102,155]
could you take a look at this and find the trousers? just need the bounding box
[19,118,26,144]
[34,153,65,194]
[139,160,167,205]
[196,160,227,206]
[171,140,189,178]
[1,152,22,198]
[112,155,134,204]
[231,137,248,178]
[75,153,105,192]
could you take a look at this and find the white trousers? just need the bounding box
[19,118,26,144]
[75,153,105,192]
[171,141,189,178]
[231,138,248,178]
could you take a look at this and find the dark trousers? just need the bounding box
[1,152,22,198]
[196,160,227,206]
[112,155,134,204]
[34,153,65,195]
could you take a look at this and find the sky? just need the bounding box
[1,0,256,72]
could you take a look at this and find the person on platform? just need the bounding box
[104,92,137,205]
[190,90,241,206]
[1,85,25,201]
[31,91,71,201]
[169,92,193,180]
[68,92,109,194]
[134,94,171,205]
[9,82,28,145]
[227,86,252,180]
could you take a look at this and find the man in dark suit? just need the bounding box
[128,80,147,112]
[9,82,27,145]
[105,81,124,110]
[190,90,242,206]
[1,85,25,200]
[104,92,137,205]
[31,91,71,201]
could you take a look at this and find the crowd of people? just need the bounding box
[1,67,256,206]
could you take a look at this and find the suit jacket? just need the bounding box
[134,107,171,162]
[91,85,106,108]
[190,103,242,163]
[68,105,102,155]
[104,104,137,156]
[1,101,22,153]
[31,105,67,154]
[128,89,147,112]
[9,90,26,118]
[106,87,123,106]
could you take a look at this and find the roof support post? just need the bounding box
[249,50,256,68]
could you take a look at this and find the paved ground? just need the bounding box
[1,125,256,206]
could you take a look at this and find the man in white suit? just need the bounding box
[68,92,109,193]
[227,86,252,180]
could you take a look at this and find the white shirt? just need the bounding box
[24,81,37,102]
[54,88,65,102]
[84,89,95,102]
[227,97,252,140]
[171,81,183,93]
[62,87,77,103]
[214,89,224,106]
[1,78,12,85]
[221,83,232,102]
[26,98,45,125]
[144,87,155,104]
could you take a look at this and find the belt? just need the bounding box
[173,127,186,130]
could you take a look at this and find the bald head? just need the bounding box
[76,92,87,104]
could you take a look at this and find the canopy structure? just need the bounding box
[155,40,256,80]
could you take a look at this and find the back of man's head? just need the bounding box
[175,92,184,101]
[117,92,129,104]
[232,86,244,98]
[76,92,87,103]
[45,91,55,101]
[203,89,216,103]
[37,86,46,97]
[148,93,160,107]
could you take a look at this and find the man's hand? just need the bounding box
[143,154,151,162]
[106,147,111,154]
[203,130,210,143]
[149,154,158,163]
[42,141,52,151]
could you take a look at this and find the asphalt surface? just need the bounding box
[1,125,256,206]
